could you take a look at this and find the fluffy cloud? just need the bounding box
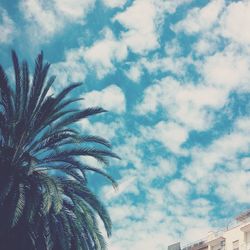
[50,28,127,81]
[82,0,165,78]
[46,0,168,80]
[202,46,250,90]
[125,63,142,82]
[140,55,192,76]
[20,0,60,39]
[53,0,94,21]
[168,179,191,199]
[105,190,214,249]
[113,0,161,54]
[140,121,189,154]
[104,175,215,249]
[49,47,86,91]
[81,84,126,114]
[216,171,250,203]
[104,2,250,247]
[84,28,127,78]
[102,0,127,8]
[173,0,224,34]
[79,119,124,142]
[0,7,16,44]
[219,0,250,45]
[19,0,95,41]
[136,77,227,131]
[183,117,250,196]
[160,0,193,14]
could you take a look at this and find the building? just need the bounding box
[169,210,250,250]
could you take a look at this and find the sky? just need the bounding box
[1,0,250,249]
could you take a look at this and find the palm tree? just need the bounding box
[0,51,119,250]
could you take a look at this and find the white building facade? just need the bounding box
[169,210,250,250]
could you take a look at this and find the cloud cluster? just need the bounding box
[46,0,196,81]
[79,0,165,79]
[19,0,95,41]
[102,0,127,9]
[84,28,128,79]
[80,84,126,114]
[99,1,250,248]
[183,117,250,200]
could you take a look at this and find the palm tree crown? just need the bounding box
[0,51,119,250]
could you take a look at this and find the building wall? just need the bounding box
[223,224,244,250]
[171,213,250,250]
[207,218,250,250]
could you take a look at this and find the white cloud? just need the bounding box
[202,47,250,90]
[140,55,192,76]
[219,0,250,45]
[164,39,182,56]
[153,157,177,178]
[216,171,250,203]
[135,79,161,114]
[191,198,213,217]
[50,47,86,90]
[113,0,161,54]
[0,7,16,44]
[136,39,250,137]
[183,117,250,195]
[81,84,126,114]
[52,0,166,79]
[104,181,215,249]
[79,119,124,141]
[136,77,227,131]
[114,135,144,170]
[54,0,94,21]
[51,63,86,89]
[84,28,127,78]
[194,37,218,56]
[103,176,137,200]
[168,179,191,199]
[173,0,225,34]
[19,0,95,41]
[51,28,128,81]
[102,0,127,8]
[125,63,142,82]
[134,157,177,185]
[20,0,59,39]
[98,130,219,249]
[140,121,189,154]
[159,0,193,14]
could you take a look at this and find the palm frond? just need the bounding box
[11,183,25,227]
[53,107,107,131]
[0,51,119,250]
[11,50,21,120]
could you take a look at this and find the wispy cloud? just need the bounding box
[19,0,95,42]
[0,7,16,44]
[102,0,127,9]
[80,84,126,114]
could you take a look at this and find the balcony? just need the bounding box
[206,231,225,247]
[241,223,250,232]
[182,241,208,250]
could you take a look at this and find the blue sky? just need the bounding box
[1,0,250,249]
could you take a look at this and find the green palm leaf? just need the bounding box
[0,51,118,250]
